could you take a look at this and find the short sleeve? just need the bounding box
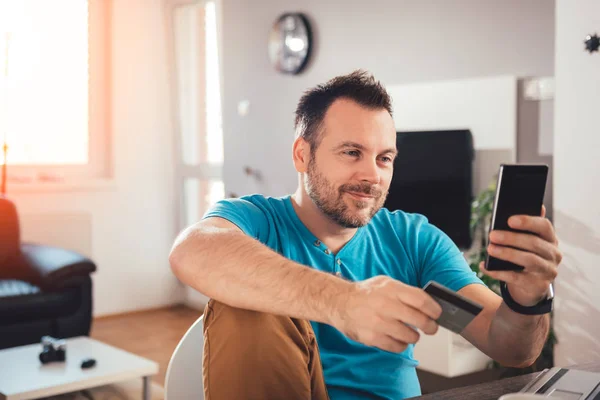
[416,220,485,292]
[202,198,270,243]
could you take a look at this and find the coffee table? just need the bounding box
[0,337,159,400]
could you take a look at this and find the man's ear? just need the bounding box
[292,137,310,173]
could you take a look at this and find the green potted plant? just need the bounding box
[467,178,557,375]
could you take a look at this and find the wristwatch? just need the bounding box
[500,281,554,315]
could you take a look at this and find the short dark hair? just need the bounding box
[294,70,393,152]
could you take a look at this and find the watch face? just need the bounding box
[268,13,312,74]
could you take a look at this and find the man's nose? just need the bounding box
[356,158,381,185]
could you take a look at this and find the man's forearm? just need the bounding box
[487,301,550,368]
[169,226,353,325]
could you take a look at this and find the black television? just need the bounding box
[384,129,474,249]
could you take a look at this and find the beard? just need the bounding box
[304,156,388,228]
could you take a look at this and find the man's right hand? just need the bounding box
[330,276,443,353]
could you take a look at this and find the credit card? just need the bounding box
[423,281,483,334]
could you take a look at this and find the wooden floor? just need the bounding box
[90,304,202,387]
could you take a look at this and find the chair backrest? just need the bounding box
[0,196,20,266]
[165,315,205,400]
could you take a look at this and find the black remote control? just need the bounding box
[81,358,96,369]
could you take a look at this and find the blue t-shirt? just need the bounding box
[204,194,484,400]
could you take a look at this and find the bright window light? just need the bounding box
[0,0,89,166]
[205,1,223,164]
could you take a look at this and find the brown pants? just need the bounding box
[203,300,330,400]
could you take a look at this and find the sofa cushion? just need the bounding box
[0,280,40,297]
[0,280,81,324]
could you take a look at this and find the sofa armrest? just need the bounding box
[18,243,96,291]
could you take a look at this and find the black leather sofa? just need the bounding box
[0,196,97,350]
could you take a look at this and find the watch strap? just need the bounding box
[500,282,553,315]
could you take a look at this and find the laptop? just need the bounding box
[520,367,600,399]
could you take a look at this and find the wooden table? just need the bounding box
[413,362,600,399]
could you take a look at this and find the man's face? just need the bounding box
[303,98,397,228]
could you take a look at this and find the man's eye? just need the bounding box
[380,156,394,163]
[344,150,360,157]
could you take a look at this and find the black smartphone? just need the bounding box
[486,164,549,271]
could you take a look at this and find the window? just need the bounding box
[171,0,224,228]
[0,0,110,184]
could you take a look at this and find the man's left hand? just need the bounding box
[480,206,563,307]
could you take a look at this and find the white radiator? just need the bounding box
[19,213,93,257]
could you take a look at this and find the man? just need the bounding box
[169,70,562,399]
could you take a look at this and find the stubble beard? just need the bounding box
[304,156,388,228]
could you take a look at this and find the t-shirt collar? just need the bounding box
[282,195,365,255]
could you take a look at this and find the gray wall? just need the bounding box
[221,0,555,205]
[517,83,555,220]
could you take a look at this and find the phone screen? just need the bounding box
[487,164,548,271]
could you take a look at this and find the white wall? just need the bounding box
[10,0,183,316]
[387,76,517,198]
[220,0,555,198]
[553,0,600,365]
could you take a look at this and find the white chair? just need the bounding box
[165,315,205,399]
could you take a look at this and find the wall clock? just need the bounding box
[268,13,312,75]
